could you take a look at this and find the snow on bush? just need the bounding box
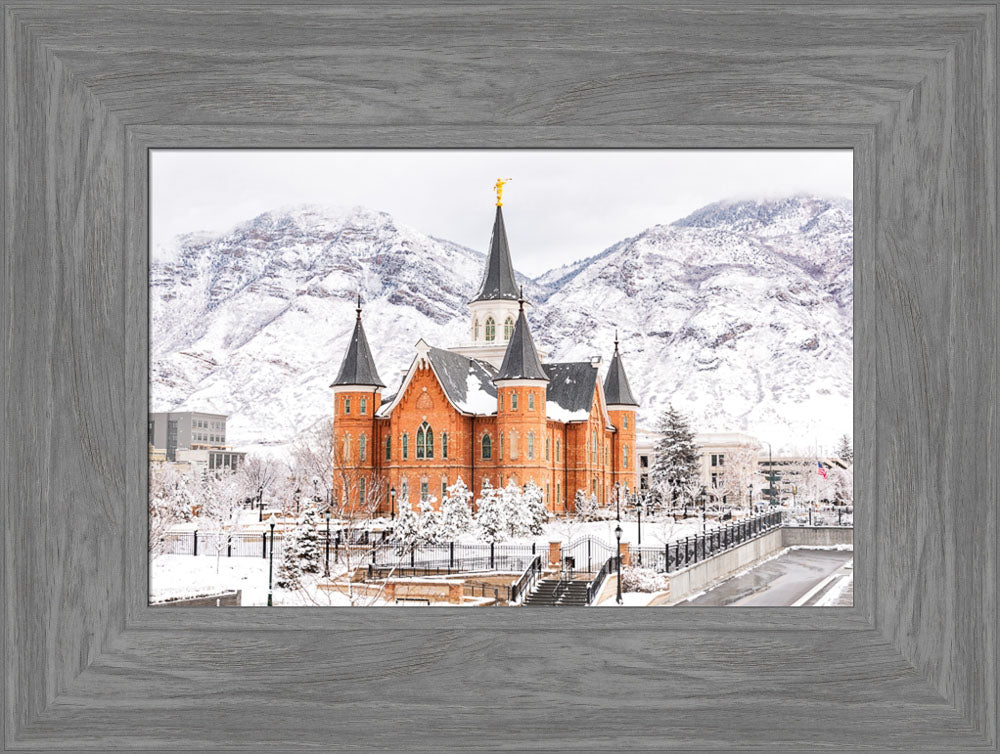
[275,507,321,589]
[620,566,667,593]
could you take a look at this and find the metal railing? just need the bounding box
[510,555,543,604]
[586,556,618,605]
[632,510,784,574]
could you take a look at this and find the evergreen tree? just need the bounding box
[474,481,507,543]
[650,404,700,507]
[416,496,443,545]
[835,434,853,464]
[440,477,474,540]
[574,489,599,521]
[503,480,533,538]
[275,507,321,589]
[521,481,547,535]
[391,500,422,555]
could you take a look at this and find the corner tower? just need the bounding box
[603,331,640,497]
[330,296,385,511]
[493,290,549,492]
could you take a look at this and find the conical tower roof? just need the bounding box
[603,331,639,406]
[495,290,548,382]
[471,206,520,302]
[330,296,385,388]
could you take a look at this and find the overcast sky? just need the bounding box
[151,149,852,276]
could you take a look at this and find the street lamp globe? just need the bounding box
[615,523,622,542]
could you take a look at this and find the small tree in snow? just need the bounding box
[574,489,600,521]
[416,496,444,546]
[197,472,245,574]
[830,464,854,506]
[521,481,547,536]
[391,501,422,555]
[620,565,668,593]
[475,481,507,544]
[440,478,474,540]
[148,463,195,557]
[650,405,700,508]
[835,434,853,465]
[276,507,321,589]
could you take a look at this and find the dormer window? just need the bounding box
[503,316,514,340]
[485,317,496,342]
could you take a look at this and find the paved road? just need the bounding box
[683,549,853,606]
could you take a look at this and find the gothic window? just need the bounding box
[481,434,492,459]
[556,439,561,462]
[360,433,367,462]
[344,397,351,414]
[385,435,392,460]
[416,422,434,459]
[473,318,480,340]
[528,392,535,410]
[360,478,367,506]
[402,433,408,459]
[360,397,367,415]
[485,317,496,341]
[528,431,535,459]
[511,392,518,410]
[503,316,514,340]
[400,478,408,503]
[441,431,449,459]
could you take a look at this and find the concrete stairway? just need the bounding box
[522,578,591,606]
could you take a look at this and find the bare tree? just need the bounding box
[148,462,195,558]
[719,444,761,511]
[197,473,245,574]
[236,454,279,517]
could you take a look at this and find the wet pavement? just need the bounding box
[682,548,853,606]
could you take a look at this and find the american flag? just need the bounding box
[817,461,828,479]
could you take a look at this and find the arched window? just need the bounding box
[511,392,518,410]
[420,479,429,501]
[485,317,496,341]
[385,435,392,460]
[499,432,504,459]
[441,431,449,459]
[400,478,408,503]
[481,433,492,459]
[402,433,408,459]
[556,439,561,462]
[360,433,368,462]
[473,318,480,340]
[416,422,434,459]
[342,433,351,461]
[360,397,368,415]
[528,392,535,410]
[360,478,367,506]
[528,431,535,459]
[545,437,550,460]
[503,316,514,340]
[623,444,629,468]
[344,397,351,414]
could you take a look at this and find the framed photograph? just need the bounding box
[4,3,995,750]
[148,149,855,609]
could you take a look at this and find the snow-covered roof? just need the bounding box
[427,347,498,414]
[543,362,599,423]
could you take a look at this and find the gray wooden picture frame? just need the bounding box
[2,2,996,750]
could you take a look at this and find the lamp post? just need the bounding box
[615,482,621,521]
[266,514,277,607]
[699,486,708,534]
[615,523,623,605]
[635,499,642,546]
[324,508,331,578]
[390,486,396,520]
[748,483,754,517]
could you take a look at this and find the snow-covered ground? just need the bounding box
[150,554,370,606]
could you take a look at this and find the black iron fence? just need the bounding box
[632,510,784,574]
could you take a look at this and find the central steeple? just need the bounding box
[471,204,520,303]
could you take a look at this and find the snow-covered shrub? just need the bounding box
[475,481,507,543]
[574,490,600,521]
[440,477,474,540]
[620,566,667,593]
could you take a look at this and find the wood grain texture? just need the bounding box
[4,2,997,750]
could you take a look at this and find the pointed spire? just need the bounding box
[495,301,548,383]
[330,296,385,388]
[603,333,639,406]
[471,206,520,302]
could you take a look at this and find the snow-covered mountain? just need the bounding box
[151,196,852,453]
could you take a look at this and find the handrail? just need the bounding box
[510,554,542,604]
[585,556,618,605]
